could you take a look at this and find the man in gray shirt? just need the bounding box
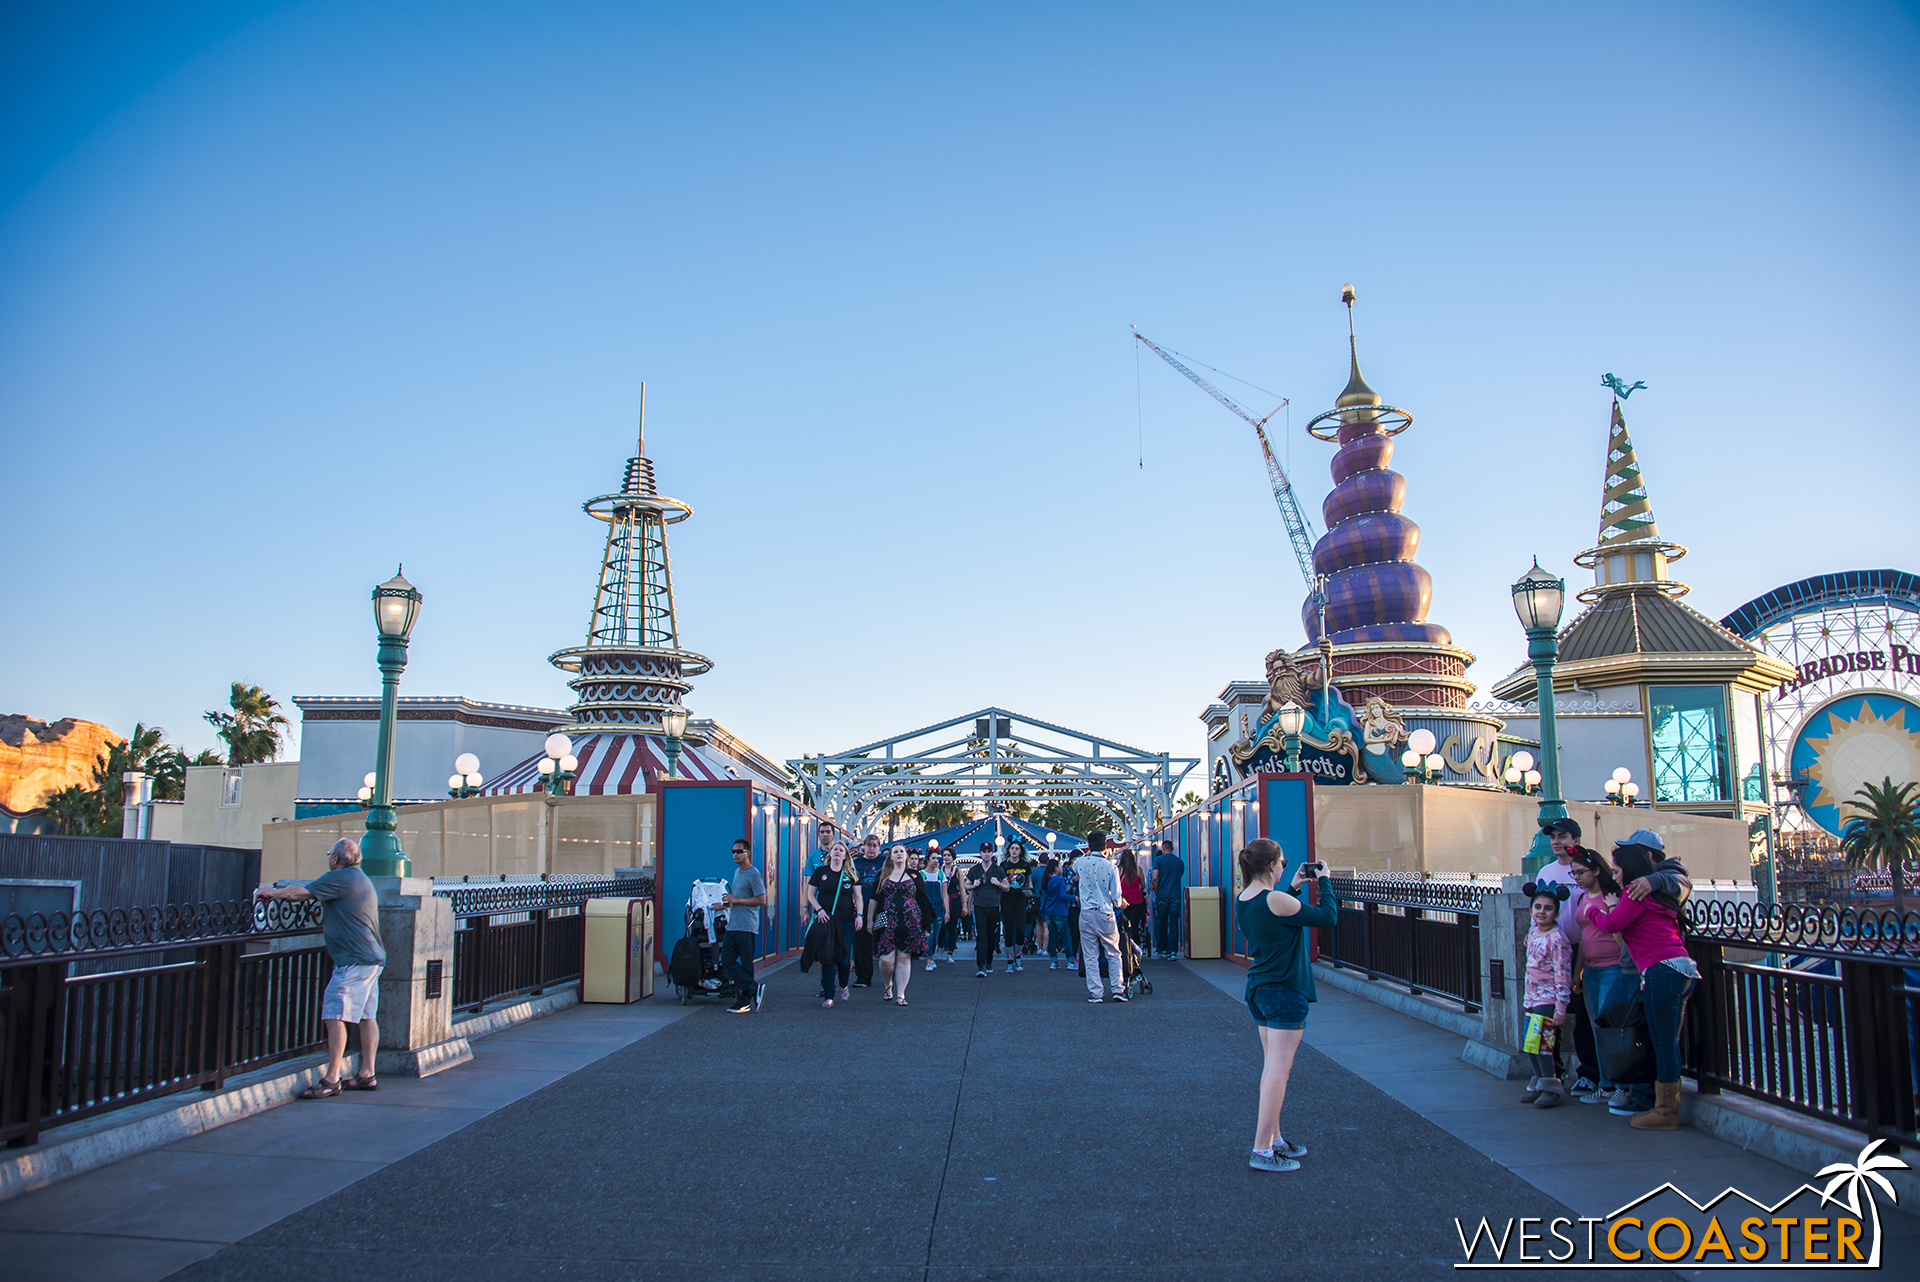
[255,837,386,1096]
[720,837,769,1013]
[1075,834,1128,1004]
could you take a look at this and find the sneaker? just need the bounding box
[977,969,989,978]
[926,959,937,971]
[1273,1137,1308,1159]
[1087,996,1104,1003]
[1049,961,1058,971]
[839,987,851,1001]
[1249,1148,1301,1173]
[727,1003,752,1014]
[852,981,870,988]
[1110,992,1129,1002]
[753,982,766,1012]
[821,998,834,1008]
[1606,1088,1636,1115]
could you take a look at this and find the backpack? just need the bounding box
[668,935,704,987]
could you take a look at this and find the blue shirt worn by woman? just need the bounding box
[1041,873,1071,916]
[1236,876,1338,1001]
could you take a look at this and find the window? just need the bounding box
[221,772,243,807]
[1648,685,1730,803]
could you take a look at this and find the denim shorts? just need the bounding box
[1246,982,1309,1030]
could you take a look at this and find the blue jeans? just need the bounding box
[1154,899,1181,955]
[819,920,854,998]
[1641,960,1696,1085]
[721,930,757,1005]
[1046,914,1071,958]
[1582,964,1636,1091]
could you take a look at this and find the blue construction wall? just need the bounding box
[660,781,750,960]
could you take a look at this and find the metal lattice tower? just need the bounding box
[548,385,712,729]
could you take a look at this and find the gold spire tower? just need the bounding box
[1573,376,1688,602]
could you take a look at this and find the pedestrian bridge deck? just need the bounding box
[2,958,1911,1281]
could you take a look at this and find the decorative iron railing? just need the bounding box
[1682,898,1920,963]
[1,901,332,1148]
[436,876,651,1012]
[1,900,321,959]
[1320,878,1488,1010]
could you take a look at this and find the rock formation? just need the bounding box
[0,716,119,813]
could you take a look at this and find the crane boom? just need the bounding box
[1133,328,1321,591]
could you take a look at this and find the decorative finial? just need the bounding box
[636,381,647,459]
[1336,283,1380,409]
[1600,373,1646,401]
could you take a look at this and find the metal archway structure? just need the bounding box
[788,707,1198,842]
[1720,569,1920,827]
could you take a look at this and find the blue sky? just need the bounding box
[3,0,1916,783]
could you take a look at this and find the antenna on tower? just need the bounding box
[636,381,646,459]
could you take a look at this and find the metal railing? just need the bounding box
[1318,877,1489,1011]
[1681,899,1918,1145]
[437,876,651,1013]
[1,901,328,1148]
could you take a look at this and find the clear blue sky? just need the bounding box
[3,1,1915,783]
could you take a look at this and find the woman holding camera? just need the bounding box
[1234,838,1338,1173]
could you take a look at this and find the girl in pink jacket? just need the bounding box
[1519,884,1573,1108]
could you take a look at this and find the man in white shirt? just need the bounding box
[1075,833,1128,1003]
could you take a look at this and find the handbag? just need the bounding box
[1593,998,1655,1085]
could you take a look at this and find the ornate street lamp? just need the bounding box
[1402,728,1440,783]
[1605,767,1640,807]
[1512,559,1567,876]
[357,772,375,809]
[661,706,689,780]
[1276,701,1306,774]
[361,568,422,877]
[448,752,483,800]
[538,733,578,795]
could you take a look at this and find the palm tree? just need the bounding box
[1840,777,1919,913]
[1178,791,1203,809]
[44,784,104,836]
[1817,1140,1908,1266]
[915,800,969,831]
[204,683,290,766]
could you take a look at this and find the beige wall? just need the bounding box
[148,799,185,842]
[1312,784,1755,881]
[182,762,301,850]
[261,793,659,884]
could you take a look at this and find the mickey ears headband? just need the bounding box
[1522,882,1571,902]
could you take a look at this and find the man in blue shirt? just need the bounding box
[1150,839,1187,959]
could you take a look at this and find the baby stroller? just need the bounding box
[667,879,732,1005]
[1120,922,1152,999]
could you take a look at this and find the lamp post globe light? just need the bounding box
[1606,767,1641,807]
[1277,701,1307,774]
[360,569,423,877]
[448,752,483,800]
[1403,728,1438,783]
[662,706,689,780]
[539,734,578,796]
[1512,558,1568,876]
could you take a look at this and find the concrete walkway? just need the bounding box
[3,956,1912,1280]
[0,996,699,1281]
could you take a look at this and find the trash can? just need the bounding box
[1186,886,1221,959]
[584,898,655,1003]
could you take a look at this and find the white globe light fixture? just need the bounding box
[1425,753,1445,777]
[1407,728,1438,757]
[455,752,481,777]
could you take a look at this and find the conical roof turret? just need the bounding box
[1573,376,1688,602]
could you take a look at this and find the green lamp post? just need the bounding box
[1277,701,1306,774]
[361,568,423,877]
[1512,559,1567,878]
[661,706,689,780]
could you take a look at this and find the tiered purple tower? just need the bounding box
[1301,338,1451,647]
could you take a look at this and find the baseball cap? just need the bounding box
[1542,817,1581,840]
[1616,828,1665,852]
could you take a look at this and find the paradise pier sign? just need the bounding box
[1775,644,1920,699]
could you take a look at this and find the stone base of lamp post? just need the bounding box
[372,878,472,1078]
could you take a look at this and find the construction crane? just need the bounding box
[1133,327,1321,595]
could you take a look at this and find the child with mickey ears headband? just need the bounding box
[1518,882,1574,1108]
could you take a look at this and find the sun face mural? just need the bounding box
[1790,692,1920,837]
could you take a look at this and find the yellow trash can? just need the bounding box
[584,898,655,1003]
[1186,887,1221,959]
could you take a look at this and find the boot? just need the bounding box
[1518,1076,1542,1104]
[1630,1080,1682,1130]
[1533,1077,1565,1109]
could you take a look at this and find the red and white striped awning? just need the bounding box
[480,733,738,796]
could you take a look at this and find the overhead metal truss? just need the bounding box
[788,707,1198,842]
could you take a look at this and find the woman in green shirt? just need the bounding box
[1234,837,1338,1173]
